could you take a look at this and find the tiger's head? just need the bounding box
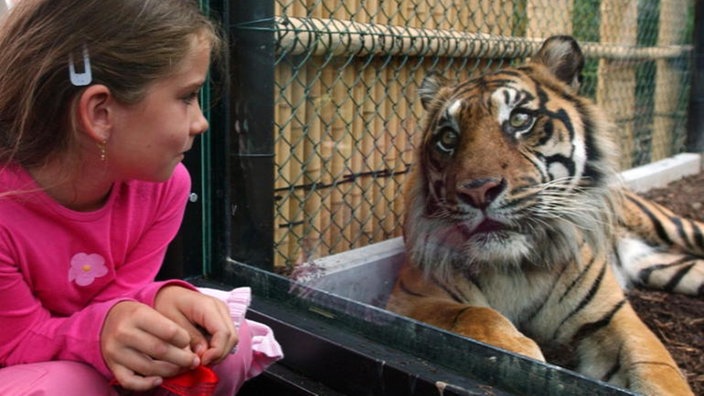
[405,35,621,277]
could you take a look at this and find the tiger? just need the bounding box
[386,35,701,395]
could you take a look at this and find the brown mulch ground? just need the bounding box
[634,171,704,395]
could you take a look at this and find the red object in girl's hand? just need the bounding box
[159,365,219,396]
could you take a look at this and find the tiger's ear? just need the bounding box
[419,73,448,111]
[531,35,584,91]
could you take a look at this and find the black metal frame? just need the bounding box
[189,264,635,396]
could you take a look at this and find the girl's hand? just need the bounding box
[101,301,201,391]
[154,286,238,366]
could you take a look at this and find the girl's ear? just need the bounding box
[76,84,113,143]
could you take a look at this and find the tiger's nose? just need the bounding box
[456,178,506,209]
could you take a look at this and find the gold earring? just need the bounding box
[97,140,107,161]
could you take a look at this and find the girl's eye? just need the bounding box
[508,110,535,131]
[183,91,200,104]
[435,129,459,154]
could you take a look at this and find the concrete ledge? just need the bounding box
[291,237,404,306]
[619,152,701,193]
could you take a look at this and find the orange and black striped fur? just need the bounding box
[386,36,699,395]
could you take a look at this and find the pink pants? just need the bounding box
[0,288,282,396]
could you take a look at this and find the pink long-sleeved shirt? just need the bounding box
[0,162,192,377]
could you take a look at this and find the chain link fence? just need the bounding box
[265,0,694,270]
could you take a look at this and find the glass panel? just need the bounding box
[194,0,696,394]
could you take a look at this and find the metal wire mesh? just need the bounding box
[269,0,695,270]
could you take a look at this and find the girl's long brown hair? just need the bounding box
[0,0,223,169]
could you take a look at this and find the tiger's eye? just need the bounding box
[440,130,458,148]
[435,129,459,155]
[509,111,533,129]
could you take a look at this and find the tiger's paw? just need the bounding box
[629,362,694,396]
[452,306,545,361]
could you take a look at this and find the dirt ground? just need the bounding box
[635,171,704,396]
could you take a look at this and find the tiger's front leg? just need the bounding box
[386,264,545,361]
[575,303,693,396]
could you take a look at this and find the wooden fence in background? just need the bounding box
[270,0,694,269]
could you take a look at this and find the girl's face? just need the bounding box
[107,36,211,182]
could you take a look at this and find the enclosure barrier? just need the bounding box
[223,0,697,270]
[208,2,699,393]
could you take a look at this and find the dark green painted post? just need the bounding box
[227,0,276,270]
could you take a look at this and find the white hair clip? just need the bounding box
[68,45,92,87]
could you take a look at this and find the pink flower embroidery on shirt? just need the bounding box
[69,253,108,286]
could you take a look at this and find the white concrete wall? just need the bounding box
[619,152,702,193]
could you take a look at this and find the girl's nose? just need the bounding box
[192,106,209,135]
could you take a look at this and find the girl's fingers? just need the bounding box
[130,328,200,372]
[194,299,238,365]
[132,307,192,350]
[153,287,240,364]
[109,349,166,392]
[111,365,163,392]
[112,327,200,373]
[103,302,200,384]
[174,317,210,357]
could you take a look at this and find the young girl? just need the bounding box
[0,1,281,394]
